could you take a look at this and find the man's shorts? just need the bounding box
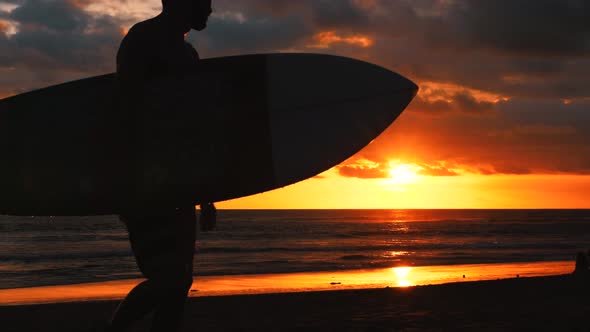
[120,206,196,281]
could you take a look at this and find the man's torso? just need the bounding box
[117,17,200,87]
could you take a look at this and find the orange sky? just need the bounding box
[219,76,590,209]
[219,170,590,209]
[218,148,590,209]
[2,0,589,209]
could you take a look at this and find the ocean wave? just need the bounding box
[2,209,589,289]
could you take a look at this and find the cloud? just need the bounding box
[0,0,125,92]
[10,0,88,31]
[339,166,387,179]
[359,97,590,176]
[191,13,310,55]
[338,159,389,179]
[2,0,589,100]
[411,89,496,115]
[310,0,372,30]
[448,0,590,57]
[337,160,460,179]
[0,0,589,179]
[202,0,590,100]
[417,163,460,177]
[489,164,532,175]
[308,31,374,49]
[0,20,9,34]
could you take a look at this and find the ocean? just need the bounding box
[1,209,589,289]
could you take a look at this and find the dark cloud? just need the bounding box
[454,92,495,113]
[0,0,123,92]
[194,0,590,100]
[3,0,589,100]
[411,90,496,115]
[10,0,88,31]
[396,0,590,58]
[366,0,590,100]
[191,15,310,56]
[192,0,379,56]
[310,0,371,30]
[450,0,590,57]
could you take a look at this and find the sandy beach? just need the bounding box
[1,271,589,331]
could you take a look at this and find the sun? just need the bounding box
[381,162,423,192]
[387,163,421,186]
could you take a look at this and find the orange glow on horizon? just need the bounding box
[218,169,590,209]
[392,266,413,287]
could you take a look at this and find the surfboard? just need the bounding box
[0,53,418,216]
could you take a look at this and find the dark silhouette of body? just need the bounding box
[110,1,213,331]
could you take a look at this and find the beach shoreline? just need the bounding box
[1,273,589,331]
[0,260,574,306]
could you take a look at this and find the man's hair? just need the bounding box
[162,0,209,7]
[162,0,206,8]
[162,0,178,9]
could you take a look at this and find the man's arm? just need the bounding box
[116,26,151,90]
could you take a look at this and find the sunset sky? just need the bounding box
[1,0,589,208]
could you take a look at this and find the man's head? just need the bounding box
[162,0,212,31]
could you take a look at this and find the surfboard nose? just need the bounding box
[267,53,418,112]
[266,53,418,186]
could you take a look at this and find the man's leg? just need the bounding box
[110,213,166,331]
[149,266,194,332]
[111,260,193,332]
[149,206,196,332]
[111,207,196,332]
[109,279,161,332]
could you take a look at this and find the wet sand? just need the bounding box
[1,273,589,331]
[0,261,573,305]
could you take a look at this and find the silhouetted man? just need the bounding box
[110,1,213,331]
